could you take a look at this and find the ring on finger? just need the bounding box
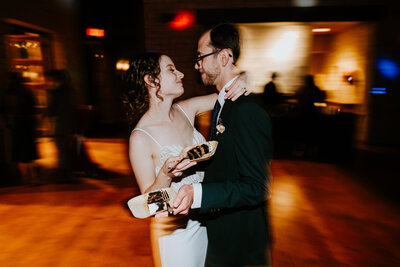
[242,87,247,92]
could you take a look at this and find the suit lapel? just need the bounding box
[219,99,233,123]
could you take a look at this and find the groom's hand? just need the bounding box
[173,184,194,215]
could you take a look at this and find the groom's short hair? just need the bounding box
[209,23,240,65]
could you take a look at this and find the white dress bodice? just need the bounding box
[155,127,205,192]
[133,104,205,193]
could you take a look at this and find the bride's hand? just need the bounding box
[225,71,251,101]
[160,155,197,178]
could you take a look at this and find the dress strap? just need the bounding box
[175,104,193,127]
[132,128,163,148]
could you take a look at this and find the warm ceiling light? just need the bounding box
[116,59,130,71]
[86,28,105,37]
[312,28,331,33]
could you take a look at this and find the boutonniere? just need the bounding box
[216,118,225,135]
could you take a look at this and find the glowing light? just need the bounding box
[312,28,331,33]
[377,58,399,79]
[86,28,105,37]
[269,31,299,61]
[169,11,195,30]
[293,0,318,7]
[116,60,130,71]
[22,72,39,79]
[9,41,39,49]
[370,88,387,94]
[313,102,327,107]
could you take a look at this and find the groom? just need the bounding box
[173,23,273,267]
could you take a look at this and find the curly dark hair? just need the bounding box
[121,52,164,128]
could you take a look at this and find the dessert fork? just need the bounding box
[161,190,173,215]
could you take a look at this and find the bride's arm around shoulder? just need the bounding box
[177,93,218,123]
[177,75,251,121]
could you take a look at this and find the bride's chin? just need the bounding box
[175,89,184,98]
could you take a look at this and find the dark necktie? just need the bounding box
[209,100,221,140]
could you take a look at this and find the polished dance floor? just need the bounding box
[0,138,399,266]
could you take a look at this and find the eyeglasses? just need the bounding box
[195,50,221,67]
[195,50,233,67]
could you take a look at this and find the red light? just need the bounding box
[169,11,195,30]
[86,28,105,37]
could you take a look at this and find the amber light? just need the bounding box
[169,11,195,30]
[86,28,105,37]
[312,28,331,33]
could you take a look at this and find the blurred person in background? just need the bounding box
[45,69,77,183]
[2,72,38,185]
[173,23,273,267]
[122,52,248,267]
[262,71,284,114]
[294,74,327,157]
[295,74,326,117]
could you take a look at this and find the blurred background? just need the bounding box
[0,0,399,266]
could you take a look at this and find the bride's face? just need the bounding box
[158,55,184,98]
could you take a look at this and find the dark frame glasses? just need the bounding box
[195,50,221,67]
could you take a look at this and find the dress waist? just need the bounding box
[150,210,204,235]
[150,215,190,234]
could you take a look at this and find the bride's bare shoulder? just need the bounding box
[176,99,191,112]
[129,128,149,148]
[130,121,154,146]
[175,101,195,121]
[129,117,164,149]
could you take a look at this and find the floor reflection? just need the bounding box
[0,139,399,266]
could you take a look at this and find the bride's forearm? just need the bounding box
[144,173,172,193]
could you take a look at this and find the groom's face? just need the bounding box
[195,31,221,86]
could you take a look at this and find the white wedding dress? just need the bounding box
[132,104,207,267]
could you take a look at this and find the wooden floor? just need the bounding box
[0,138,399,267]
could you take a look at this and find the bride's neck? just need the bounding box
[145,97,175,123]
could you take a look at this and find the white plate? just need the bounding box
[180,141,218,162]
[127,187,177,219]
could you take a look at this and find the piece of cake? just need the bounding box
[186,144,210,160]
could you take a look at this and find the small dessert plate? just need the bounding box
[180,141,218,162]
[127,187,177,219]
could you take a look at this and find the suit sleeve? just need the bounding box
[200,102,273,213]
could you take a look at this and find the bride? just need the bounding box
[122,52,247,267]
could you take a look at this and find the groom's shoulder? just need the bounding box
[232,94,267,114]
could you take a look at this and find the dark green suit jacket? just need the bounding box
[200,94,273,267]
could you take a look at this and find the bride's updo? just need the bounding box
[122,52,163,127]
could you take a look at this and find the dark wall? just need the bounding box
[368,1,400,145]
[0,0,83,98]
[77,0,145,126]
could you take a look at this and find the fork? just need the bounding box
[161,190,173,215]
